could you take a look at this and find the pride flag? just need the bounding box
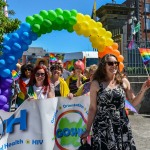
[49,53,57,62]
[11,70,20,80]
[139,48,150,65]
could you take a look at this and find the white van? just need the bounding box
[63,51,99,67]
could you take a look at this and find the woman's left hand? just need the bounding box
[67,93,73,99]
[141,79,150,92]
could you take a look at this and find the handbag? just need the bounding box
[78,138,92,150]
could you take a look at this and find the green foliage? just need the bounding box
[0,0,21,43]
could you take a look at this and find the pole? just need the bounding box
[144,0,148,48]
[144,64,149,77]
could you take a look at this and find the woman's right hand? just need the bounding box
[80,130,90,139]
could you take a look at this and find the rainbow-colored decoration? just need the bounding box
[49,53,57,62]
[139,48,150,65]
[11,70,20,80]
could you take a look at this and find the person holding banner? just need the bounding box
[81,54,150,150]
[27,65,55,100]
[50,64,73,98]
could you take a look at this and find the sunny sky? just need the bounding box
[7,0,125,53]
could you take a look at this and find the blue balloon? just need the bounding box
[0,69,11,78]
[21,42,29,51]
[2,45,11,54]
[11,33,19,42]
[3,36,10,44]
[5,55,15,64]
[20,23,31,32]
[0,59,5,68]
[22,32,30,41]
[12,43,21,52]
[23,38,32,45]
[29,32,38,41]
[0,95,7,106]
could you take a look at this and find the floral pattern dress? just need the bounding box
[92,83,136,150]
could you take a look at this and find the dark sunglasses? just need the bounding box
[106,61,119,66]
[35,73,45,77]
[25,68,32,71]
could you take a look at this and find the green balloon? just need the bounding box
[67,26,74,33]
[33,14,43,24]
[63,22,70,29]
[56,15,64,24]
[47,27,53,33]
[40,24,47,34]
[69,16,77,25]
[40,10,48,19]
[55,8,63,15]
[52,22,60,30]
[70,9,78,17]
[32,24,40,32]
[48,10,57,21]
[63,10,71,20]
[26,16,34,25]
[43,19,52,27]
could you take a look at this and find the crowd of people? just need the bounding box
[11,54,150,150]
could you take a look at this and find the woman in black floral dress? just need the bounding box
[81,54,150,150]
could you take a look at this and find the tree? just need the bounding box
[0,0,21,44]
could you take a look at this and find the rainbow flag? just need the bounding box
[12,70,20,80]
[139,48,150,65]
[49,53,57,62]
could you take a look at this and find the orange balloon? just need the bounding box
[118,55,124,62]
[119,62,124,72]
[112,50,120,57]
[104,46,113,53]
[112,42,119,50]
[98,51,107,58]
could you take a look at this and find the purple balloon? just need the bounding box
[2,104,9,111]
[0,78,13,89]
[1,89,12,97]
[0,95,7,106]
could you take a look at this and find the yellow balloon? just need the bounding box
[92,42,99,49]
[99,36,106,44]
[97,44,105,52]
[81,21,89,30]
[105,38,114,46]
[105,31,112,38]
[98,28,106,36]
[90,28,99,36]
[84,15,91,21]
[73,23,81,31]
[89,19,96,27]
[83,29,91,37]
[75,29,82,36]
[76,13,84,23]
[96,22,102,28]
[89,35,99,43]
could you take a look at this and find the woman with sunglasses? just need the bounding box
[16,64,34,106]
[50,64,73,98]
[81,54,150,150]
[27,65,54,100]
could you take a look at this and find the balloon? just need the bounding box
[2,45,11,54]
[48,10,57,21]
[0,69,11,78]
[43,19,52,27]
[29,32,38,41]
[0,59,5,68]
[98,51,107,58]
[118,55,124,62]
[70,9,78,17]
[21,42,29,51]
[76,13,84,22]
[84,15,91,21]
[39,10,48,19]
[81,21,89,30]
[119,62,124,72]
[113,50,120,57]
[105,31,112,38]
[63,10,71,20]
[0,95,7,106]
[98,28,106,36]
[2,89,12,97]
[69,16,77,25]
[33,14,43,24]
[105,38,114,46]
[55,8,63,15]
[56,15,64,24]
[112,42,119,50]
[12,42,21,52]
[73,23,81,31]
[11,33,19,42]
[5,55,15,64]
[20,23,31,32]
[26,16,34,25]
[2,104,9,111]
[32,24,41,33]
[96,22,102,28]
[104,46,113,53]
[98,36,106,44]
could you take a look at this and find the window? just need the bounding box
[145,3,150,13]
[146,19,150,30]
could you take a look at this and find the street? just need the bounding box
[129,114,150,150]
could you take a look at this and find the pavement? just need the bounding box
[129,113,150,150]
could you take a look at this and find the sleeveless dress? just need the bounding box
[92,83,136,150]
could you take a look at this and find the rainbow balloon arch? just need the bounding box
[0,8,124,111]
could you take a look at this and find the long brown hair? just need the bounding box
[27,65,50,94]
[93,54,123,85]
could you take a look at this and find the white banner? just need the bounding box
[0,96,90,150]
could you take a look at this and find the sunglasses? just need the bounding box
[35,73,45,77]
[106,61,119,66]
[25,68,32,71]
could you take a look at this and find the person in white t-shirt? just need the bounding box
[27,65,55,100]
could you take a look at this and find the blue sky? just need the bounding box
[7,0,124,53]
